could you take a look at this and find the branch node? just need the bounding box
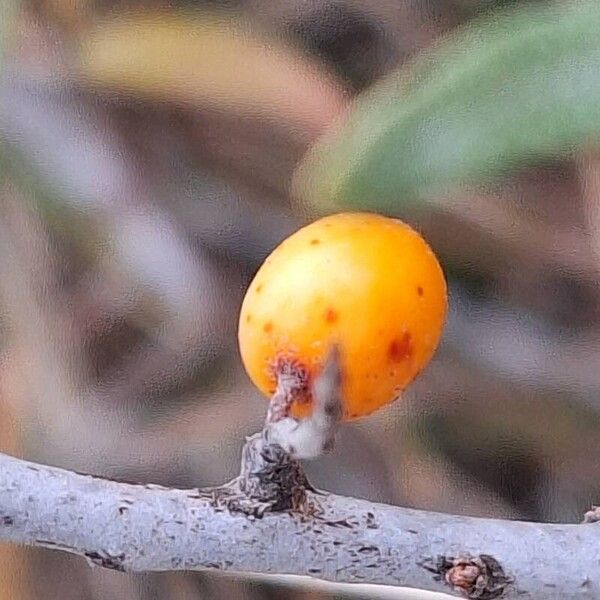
[238,432,312,512]
[206,432,316,518]
[420,554,511,599]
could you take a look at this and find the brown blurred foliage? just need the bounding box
[1,0,600,599]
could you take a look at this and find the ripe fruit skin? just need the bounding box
[238,212,447,420]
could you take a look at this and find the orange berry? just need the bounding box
[238,212,447,420]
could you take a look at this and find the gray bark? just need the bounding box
[0,449,598,600]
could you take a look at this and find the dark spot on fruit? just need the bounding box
[263,322,273,333]
[310,238,320,245]
[417,286,424,297]
[246,314,252,323]
[325,308,338,323]
[388,332,412,363]
[256,284,263,293]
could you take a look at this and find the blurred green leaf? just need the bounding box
[294,1,600,211]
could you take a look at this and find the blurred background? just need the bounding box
[1,0,600,598]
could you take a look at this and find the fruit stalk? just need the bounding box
[264,346,343,459]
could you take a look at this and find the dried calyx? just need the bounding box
[265,346,343,459]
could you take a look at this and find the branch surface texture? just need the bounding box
[1,354,598,599]
[0,448,598,600]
